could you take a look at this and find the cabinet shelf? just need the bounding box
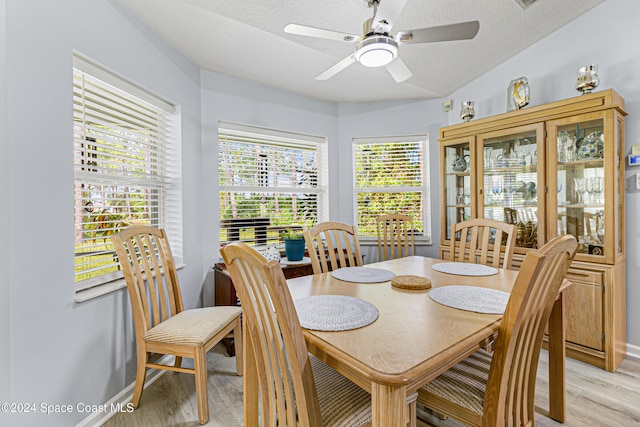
[484,165,539,174]
[560,203,605,209]
[558,159,603,167]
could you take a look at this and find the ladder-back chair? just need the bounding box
[220,242,417,426]
[417,234,578,427]
[449,218,517,269]
[376,213,415,261]
[304,221,364,274]
[111,225,243,424]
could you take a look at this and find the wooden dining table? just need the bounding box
[242,255,568,427]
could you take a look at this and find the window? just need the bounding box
[73,54,181,294]
[353,135,430,242]
[218,122,328,246]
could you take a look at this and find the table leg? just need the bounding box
[371,383,407,427]
[243,327,259,427]
[547,293,566,423]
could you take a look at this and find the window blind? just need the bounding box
[218,124,328,246]
[73,58,181,292]
[353,136,430,241]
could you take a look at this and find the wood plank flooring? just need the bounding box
[102,343,640,426]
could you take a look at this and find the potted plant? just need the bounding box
[280,228,306,261]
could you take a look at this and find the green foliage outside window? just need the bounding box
[354,141,426,237]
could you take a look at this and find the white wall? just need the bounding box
[0,0,10,408]
[445,0,640,350]
[337,100,446,262]
[200,71,339,270]
[1,1,202,426]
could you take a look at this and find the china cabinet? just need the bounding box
[438,89,626,371]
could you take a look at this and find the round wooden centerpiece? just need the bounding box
[391,275,432,290]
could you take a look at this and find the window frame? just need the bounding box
[73,53,182,301]
[218,122,329,247]
[352,134,431,244]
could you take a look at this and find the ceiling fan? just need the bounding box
[284,0,479,83]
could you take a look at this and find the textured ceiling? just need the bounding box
[114,0,606,103]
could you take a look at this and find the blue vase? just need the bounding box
[284,238,305,261]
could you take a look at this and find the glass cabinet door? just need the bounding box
[478,124,545,252]
[441,139,475,241]
[548,112,620,263]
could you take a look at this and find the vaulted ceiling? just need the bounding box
[114,0,606,103]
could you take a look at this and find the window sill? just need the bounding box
[74,263,185,303]
[75,279,126,303]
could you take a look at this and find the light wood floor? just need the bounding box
[103,343,640,426]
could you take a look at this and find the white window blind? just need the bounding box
[73,56,182,292]
[218,123,328,246]
[353,136,431,242]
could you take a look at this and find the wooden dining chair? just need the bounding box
[220,242,417,427]
[449,218,517,269]
[417,234,578,427]
[304,221,364,274]
[376,213,415,261]
[111,225,243,425]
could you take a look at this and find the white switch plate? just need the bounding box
[442,99,453,112]
[637,173,640,190]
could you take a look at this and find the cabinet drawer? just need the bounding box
[565,268,603,285]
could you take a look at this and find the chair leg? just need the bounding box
[233,316,243,376]
[406,392,418,427]
[407,401,417,427]
[132,347,148,408]
[194,348,209,424]
[174,356,183,369]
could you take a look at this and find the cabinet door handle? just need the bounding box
[568,271,591,279]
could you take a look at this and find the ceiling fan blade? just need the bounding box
[285,24,360,43]
[396,20,480,45]
[385,57,412,83]
[315,55,357,80]
[371,0,408,33]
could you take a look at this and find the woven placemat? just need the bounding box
[391,275,432,290]
[428,285,509,314]
[294,295,379,331]
[432,262,499,276]
[331,267,396,283]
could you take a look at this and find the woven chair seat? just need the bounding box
[144,306,242,346]
[420,348,492,416]
[312,355,418,427]
[311,355,371,427]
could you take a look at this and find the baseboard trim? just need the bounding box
[626,343,640,360]
[75,355,173,427]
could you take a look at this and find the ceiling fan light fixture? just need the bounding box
[355,35,398,67]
